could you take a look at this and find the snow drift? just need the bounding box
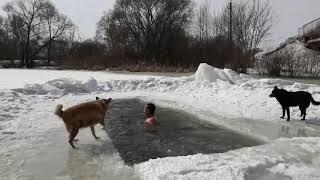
[135,137,320,180]
[195,63,248,84]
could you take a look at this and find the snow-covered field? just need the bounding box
[1,63,320,180]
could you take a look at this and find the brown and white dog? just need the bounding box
[54,97,112,149]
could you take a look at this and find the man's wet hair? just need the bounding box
[146,103,156,115]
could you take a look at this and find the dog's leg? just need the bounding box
[301,107,307,120]
[69,129,79,149]
[66,127,79,141]
[90,125,100,139]
[280,107,285,119]
[302,113,306,120]
[299,106,303,117]
[286,107,290,121]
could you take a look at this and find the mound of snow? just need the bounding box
[195,63,247,84]
[10,76,186,96]
[224,68,243,82]
[12,78,104,95]
[83,77,99,91]
[195,63,229,83]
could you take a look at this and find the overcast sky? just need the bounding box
[0,0,319,48]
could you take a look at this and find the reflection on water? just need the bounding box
[222,115,320,141]
[106,99,262,166]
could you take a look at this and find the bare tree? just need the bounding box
[40,1,74,66]
[0,16,13,60]
[96,10,129,63]
[97,0,193,65]
[96,11,113,52]
[3,13,26,62]
[215,0,276,66]
[3,0,50,67]
[195,0,214,59]
[0,16,8,50]
[3,0,74,68]
[0,16,5,43]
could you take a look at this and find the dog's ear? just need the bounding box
[96,97,100,100]
[274,86,278,89]
[104,98,112,104]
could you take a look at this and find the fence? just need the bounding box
[299,17,320,37]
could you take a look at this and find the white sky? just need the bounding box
[0,0,319,48]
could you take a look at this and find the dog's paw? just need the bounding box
[95,136,100,140]
[70,145,79,149]
[280,117,285,119]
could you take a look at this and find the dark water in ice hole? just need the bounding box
[105,99,262,166]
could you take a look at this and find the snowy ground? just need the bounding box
[1,64,320,180]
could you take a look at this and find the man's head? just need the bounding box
[144,103,156,117]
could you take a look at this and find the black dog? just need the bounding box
[269,86,320,121]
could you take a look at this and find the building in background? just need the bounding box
[299,18,320,50]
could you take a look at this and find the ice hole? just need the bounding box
[106,99,263,166]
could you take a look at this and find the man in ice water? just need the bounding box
[144,103,157,131]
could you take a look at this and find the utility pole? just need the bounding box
[229,0,237,71]
[229,0,232,41]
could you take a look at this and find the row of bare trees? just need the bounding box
[0,0,275,71]
[95,0,275,72]
[96,0,194,67]
[0,0,75,67]
[192,0,275,72]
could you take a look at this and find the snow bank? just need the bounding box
[195,63,248,84]
[12,78,104,95]
[2,64,300,96]
[0,69,165,89]
[10,76,191,96]
[136,137,320,180]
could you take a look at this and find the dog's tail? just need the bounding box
[54,104,64,118]
[311,96,320,105]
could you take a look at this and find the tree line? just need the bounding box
[0,0,275,72]
[0,0,75,68]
